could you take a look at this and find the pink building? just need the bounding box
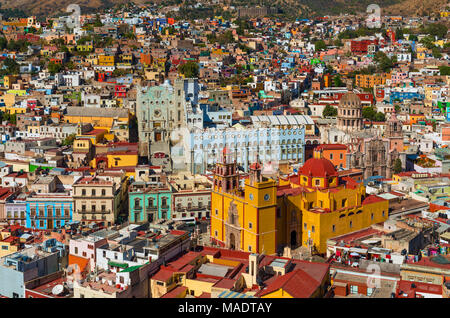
[390,72,408,85]
[69,236,108,272]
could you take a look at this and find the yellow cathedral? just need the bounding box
[210,148,389,255]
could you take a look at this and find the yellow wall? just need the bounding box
[260,288,293,298]
[211,170,277,255]
[184,279,214,296]
[0,94,16,107]
[98,55,115,66]
[64,115,129,131]
[91,153,138,169]
[74,139,92,152]
[0,242,18,258]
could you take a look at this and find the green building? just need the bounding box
[128,182,172,223]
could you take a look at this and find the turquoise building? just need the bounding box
[128,182,172,223]
[25,195,73,230]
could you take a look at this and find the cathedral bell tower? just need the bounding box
[385,111,403,153]
[213,147,239,194]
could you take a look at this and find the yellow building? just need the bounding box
[3,75,18,89]
[0,233,19,258]
[76,44,93,52]
[76,129,107,146]
[355,73,390,89]
[211,148,278,255]
[6,89,27,97]
[98,55,115,66]
[211,152,389,255]
[64,107,130,132]
[90,148,138,169]
[0,93,16,108]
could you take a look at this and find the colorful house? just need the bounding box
[128,182,173,222]
[25,194,74,230]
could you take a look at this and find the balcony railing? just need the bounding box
[34,215,71,220]
[78,210,111,214]
[135,206,158,210]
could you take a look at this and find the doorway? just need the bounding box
[290,230,297,247]
[229,233,236,250]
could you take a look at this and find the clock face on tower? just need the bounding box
[154,109,161,117]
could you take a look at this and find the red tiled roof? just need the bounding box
[429,203,449,212]
[169,230,186,236]
[298,158,338,178]
[213,278,236,289]
[151,268,175,282]
[315,144,347,151]
[362,195,387,205]
[161,286,187,298]
[396,279,442,298]
[256,269,320,298]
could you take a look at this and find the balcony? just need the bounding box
[34,215,71,220]
[78,210,111,214]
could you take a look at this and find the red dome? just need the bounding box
[298,158,338,178]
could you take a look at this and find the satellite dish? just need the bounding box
[52,284,64,296]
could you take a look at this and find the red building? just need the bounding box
[350,39,379,54]
[114,85,127,98]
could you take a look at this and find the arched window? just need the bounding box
[134,198,141,209]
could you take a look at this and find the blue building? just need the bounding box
[389,91,424,104]
[186,115,309,173]
[26,194,73,230]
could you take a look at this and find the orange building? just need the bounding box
[443,126,450,142]
[323,74,332,88]
[409,114,426,124]
[140,53,153,66]
[313,144,348,170]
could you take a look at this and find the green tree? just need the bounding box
[314,40,327,52]
[439,65,450,76]
[394,105,401,113]
[322,105,337,117]
[93,14,103,27]
[420,36,435,50]
[0,37,7,50]
[178,61,199,78]
[333,74,343,87]
[432,47,442,59]
[425,23,448,39]
[374,51,396,72]
[1,58,20,75]
[48,61,63,75]
[393,158,402,174]
[362,107,377,120]
[217,30,234,45]
[2,113,16,125]
[333,39,343,47]
[62,134,76,146]
[374,112,386,122]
